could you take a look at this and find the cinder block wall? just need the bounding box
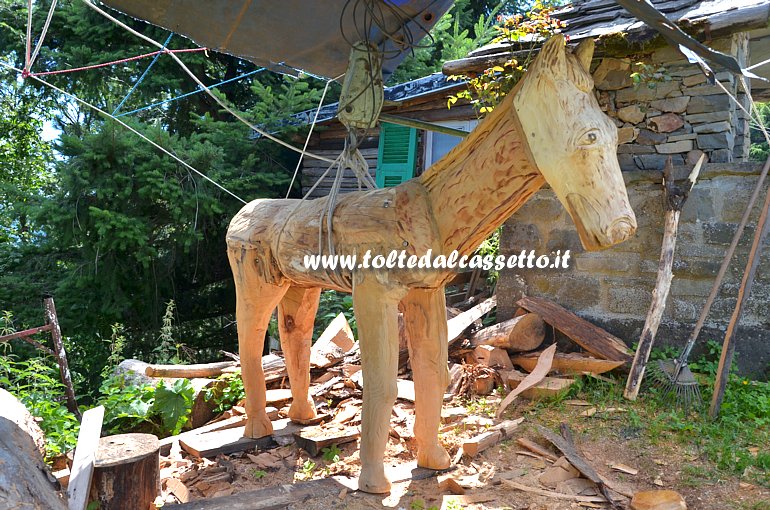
[497,165,770,377]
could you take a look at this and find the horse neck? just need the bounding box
[418,90,545,256]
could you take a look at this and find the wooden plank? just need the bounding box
[309,313,355,369]
[179,419,301,458]
[447,295,497,347]
[293,423,361,456]
[166,477,191,503]
[396,379,416,402]
[517,296,632,362]
[511,351,624,375]
[516,437,559,462]
[502,371,575,400]
[159,415,247,456]
[68,405,104,510]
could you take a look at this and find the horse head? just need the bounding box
[514,34,637,250]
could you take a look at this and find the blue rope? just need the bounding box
[112,33,173,115]
[115,67,266,117]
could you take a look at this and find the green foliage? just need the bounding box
[0,354,80,460]
[297,459,316,480]
[205,370,245,413]
[630,62,672,89]
[448,1,565,114]
[98,375,194,436]
[749,102,770,162]
[321,444,342,463]
[313,290,357,340]
[251,469,267,479]
[100,323,126,380]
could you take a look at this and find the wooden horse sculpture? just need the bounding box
[226,34,637,493]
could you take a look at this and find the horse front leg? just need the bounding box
[227,247,288,438]
[353,273,406,494]
[401,287,451,470]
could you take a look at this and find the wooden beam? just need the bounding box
[68,406,104,510]
[0,323,52,343]
[710,179,770,418]
[447,295,497,347]
[517,296,632,362]
[461,418,524,458]
[45,297,80,418]
[145,361,237,378]
[293,423,361,457]
[511,351,624,375]
[379,113,469,138]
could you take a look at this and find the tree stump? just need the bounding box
[0,388,68,509]
[90,433,160,509]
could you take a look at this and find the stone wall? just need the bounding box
[592,33,751,169]
[497,163,770,377]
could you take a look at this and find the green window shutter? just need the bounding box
[376,122,417,187]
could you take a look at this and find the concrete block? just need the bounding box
[501,222,542,251]
[575,252,640,273]
[607,285,652,315]
[680,187,715,222]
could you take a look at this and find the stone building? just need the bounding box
[445,0,770,375]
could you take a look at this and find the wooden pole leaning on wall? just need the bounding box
[44,295,81,418]
[709,180,770,418]
[624,156,702,400]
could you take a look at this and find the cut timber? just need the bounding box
[461,418,524,457]
[503,370,575,400]
[496,344,556,418]
[536,423,621,509]
[517,296,632,362]
[171,477,349,509]
[397,379,416,402]
[447,295,497,347]
[180,419,301,458]
[502,479,607,503]
[159,415,246,456]
[68,405,104,510]
[262,353,287,383]
[0,388,67,509]
[266,388,293,406]
[512,351,624,375]
[145,361,237,378]
[166,477,192,503]
[469,313,545,352]
[630,490,687,510]
[294,423,361,456]
[469,345,514,369]
[516,437,559,462]
[90,433,159,510]
[310,312,356,369]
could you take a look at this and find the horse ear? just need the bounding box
[573,38,594,73]
[536,34,567,75]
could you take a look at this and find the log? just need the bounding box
[89,433,160,510]
[0,388,68,509]
[310,312,356,369]
[511,351,624,375]
[516,296,632,362]
[447,295,497,348]
[461,418,524,457]
[68,406,104,510]
[469,313,545,352]
[468,345,513,369]
[145,361,237,378]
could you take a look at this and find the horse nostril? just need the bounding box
[606,217,636,244]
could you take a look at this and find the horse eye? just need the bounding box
[580,131,599,146]
[587,133,597,143]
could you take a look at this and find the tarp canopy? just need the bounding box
[100,0,455,80]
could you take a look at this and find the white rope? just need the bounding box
[714,75,770,146]
[0,59,247,204]
[81,0,338,164]
[24,0,32,71]
[29,0,58,69]
[286,77,334,198]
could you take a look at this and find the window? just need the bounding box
[423,119,479,169]
[375,122,418,187]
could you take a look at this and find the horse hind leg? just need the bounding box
[278,286,322,422]
[227,246,288,438]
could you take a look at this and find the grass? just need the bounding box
[519,343,770,489]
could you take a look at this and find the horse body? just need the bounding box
[226,35,636,493]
